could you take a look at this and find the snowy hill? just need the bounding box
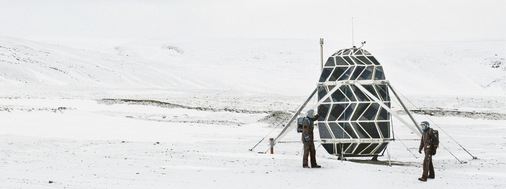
[0,37,320,97]
[1,37,504,98]
[366,41,506,96]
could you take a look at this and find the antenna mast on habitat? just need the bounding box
[352,17,355,47]
[320,38,324,71]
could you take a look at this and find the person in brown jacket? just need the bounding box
[302,107,325,168]
[418,121,435,181]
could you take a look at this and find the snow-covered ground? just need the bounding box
[1,37,505,188]
[0,98,505,188]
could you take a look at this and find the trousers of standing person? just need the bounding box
[302,122,318,168]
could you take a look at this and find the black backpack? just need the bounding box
[430,129,439,155]
[297,117,308,133]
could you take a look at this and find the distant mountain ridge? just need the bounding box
[0,37,504,97]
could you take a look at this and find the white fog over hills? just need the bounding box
[1,37,504,98]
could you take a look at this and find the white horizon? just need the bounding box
[0,0,504,46]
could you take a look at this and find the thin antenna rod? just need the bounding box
[352,17,354,47]
[320,38,324,71]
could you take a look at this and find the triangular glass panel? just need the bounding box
[352,49,360,55]
[352,56,365,65]
[351,85,371,101]
[345,143,358,154]
[318,123,333,139]
[355,49,364,55]
[360,122,380,138]
[329,123,351,139]
[360,103,380,121]
[351,122,370,138]
[338,103,353,121]
[377,122,390,138]
[339,143,351,154]
[328,104,343,121]
[352,103,369,120]
[324,97,332,103]
[361,143,379,154]
[375,85,390,101]
[355,143,370,154]
[329,67,348,81]
[342,85,357,101]
[350,66,366,80]
[367,56,380,65]
[374,66,385,80]
[357,103,372,120]
[324,57,335,66]
[335,57,348,65]
[342,56,354,65]
[363,85,380,100]
[359,66,374,80]
[377,107,390,120]
[319,104,331,121]
[317,85,327,101]
[319,68,334,82]
[357,56,373,65]
[342,122,358,138]
[345,143,357,154]
[340,66,354,80]
[331,89,348,102]
[344,103,357,121]
[374,143,388,154]
[343,49,351,55]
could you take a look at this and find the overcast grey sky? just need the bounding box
[0,0,504,44]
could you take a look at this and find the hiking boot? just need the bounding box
[311,165,321,168]
[427,175,435,179]
[418,177,427,182]
[303,165,309,168]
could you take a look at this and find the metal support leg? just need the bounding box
[387,83,422,133]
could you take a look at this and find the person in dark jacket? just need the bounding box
[418,121,435,181]
[302,107,325,168]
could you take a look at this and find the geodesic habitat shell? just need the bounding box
[316,48,392,157]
